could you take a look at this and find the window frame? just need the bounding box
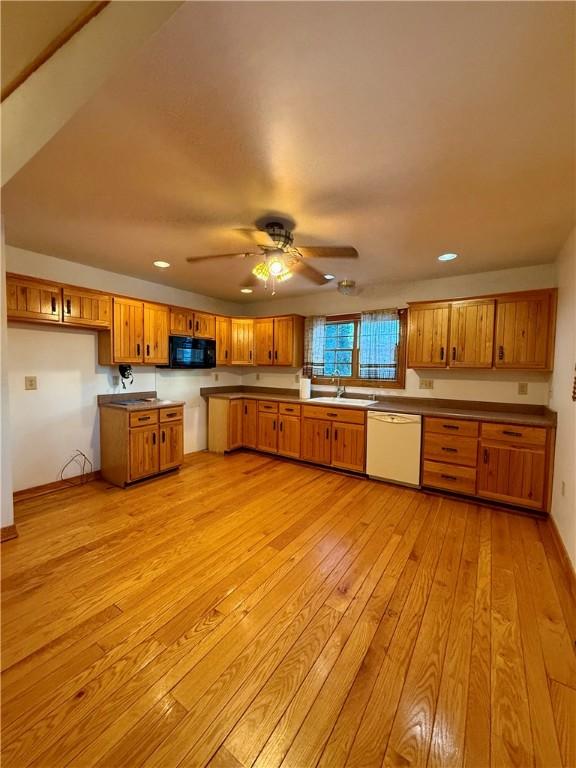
[311,308,407,389]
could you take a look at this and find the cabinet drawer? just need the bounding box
[279,402,301,416]
[258,400,279,413]
[423,460,476,495]
[160,406,183,423]
[480,422,547,447]
[129,410,158,428]
[302,405,365,424]
[423,433,478,467]
[424,417,479,437]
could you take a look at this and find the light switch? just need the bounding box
[24,376,37,390]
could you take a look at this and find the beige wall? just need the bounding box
[550,229,576,568]
[1,224,14,527]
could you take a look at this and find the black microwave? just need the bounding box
[160,335,216,369]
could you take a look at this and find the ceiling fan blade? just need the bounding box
[291,260,330,285]
[295,246,359,259]
[234,228,275,248]
[186,252,257,263]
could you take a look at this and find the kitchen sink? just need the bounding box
[308,397,375,407]
[115,399,154,405]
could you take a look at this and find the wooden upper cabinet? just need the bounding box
[494,291,555,370]
[63,288,111,328]
[449,299,495,368]
[143,303,169,365]
[231,318,254,365]
[255,318,274,365]
[170,308,194,336]
[407,302,450,368]
[274,316,300,365]
[6,275,61,323]
[215,316,231,365]
[112,297,144,363]
[194,312,216,339]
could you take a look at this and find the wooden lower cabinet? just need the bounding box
[257,411,278,453]
[301,418,333,466]
[478,441,546,510]
[331,423,365,472]
[228,400,244,451]
[100,405,184,487]
[242,400,257,448]
[129,425,160,481]
[278,415,301,458]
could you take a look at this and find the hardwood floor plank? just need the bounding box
[549,680,576,768]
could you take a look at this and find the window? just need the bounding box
[303,309,406,387]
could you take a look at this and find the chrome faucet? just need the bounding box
[331,369,346,398]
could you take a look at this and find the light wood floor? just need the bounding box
[2,451,575,768]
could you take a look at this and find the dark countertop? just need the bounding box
[201,387,557,427]
[98,391,185,412]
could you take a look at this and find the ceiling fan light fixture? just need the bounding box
[268,257,285,276]
[324,273,335,280]
[337,279,357,295]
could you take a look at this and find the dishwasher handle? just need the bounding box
[368,412,421,425]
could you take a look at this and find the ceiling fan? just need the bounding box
[186,219,358,293]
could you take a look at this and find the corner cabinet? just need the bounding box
[407,289,556,371]
[100,405,184,487]
[230,319,254,365]
[215,316,232,365]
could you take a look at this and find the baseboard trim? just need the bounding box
[13,471,101,502]
[1,524,18,542]
[548,515,576,593]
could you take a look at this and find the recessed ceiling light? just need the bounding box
[438,253,458,262]
[324,273,335,280]
[153,260,171,268]
[240,287,253,294]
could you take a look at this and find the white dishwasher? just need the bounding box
[366,412,422,487]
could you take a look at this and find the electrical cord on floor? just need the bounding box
[60,450,93,487]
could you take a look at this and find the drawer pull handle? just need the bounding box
[441,447,457,453]
[502,430,522,437]
[442,424,459,430]
[165,412,177,418]
[483,449,489,463]
[138,416,150,422]
[327,412,338,417]
[440,473,457,481]
[284,408,294,412]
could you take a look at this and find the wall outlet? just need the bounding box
[24,375,37,390]
[419,379,434,390]
[295,374,300,383]
[213,373,219,382]
[112,374,120,386]
[561,481,565,497]
[256,373,261,381]
[518,382,528,395]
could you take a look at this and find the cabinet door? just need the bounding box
[278,415,301,458]
[477,443,546,510]
[494,294,552,369]
[301,418,332,465]
[215,317,231,365]
[231,319,254,365]
[129,425,159,481]
[113,298,144,363]
[194,312,216,339]
[159,421,183,471]
[407,303,450,368]
[273,317,295,365]
[254,318,274,365]
[143,303,169,364]
[242,400,257,448]
[63,289,111,328]
[228,400,244,450]
[6,276,61,323]
[332,423,365,472]
[170,309,194,336]
[257,411,278,453]
[449,299,494,368]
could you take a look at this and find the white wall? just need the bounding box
[550,229,576,568]
[244,263,557,406]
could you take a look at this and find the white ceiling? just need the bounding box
[3,1,574,303]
